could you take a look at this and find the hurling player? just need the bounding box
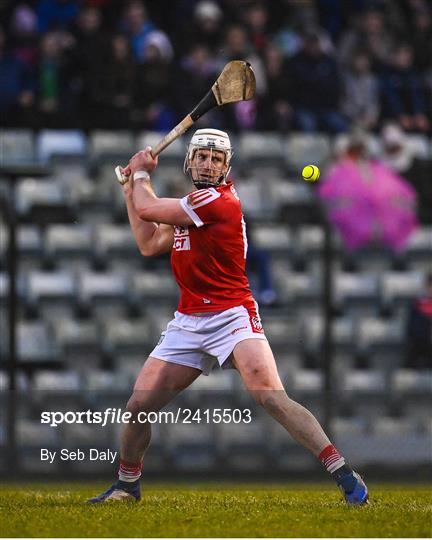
[89,129,368,506]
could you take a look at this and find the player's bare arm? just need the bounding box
[122,171,175,256]
[128,147,194,227]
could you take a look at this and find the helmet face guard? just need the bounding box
[184,128,232,189]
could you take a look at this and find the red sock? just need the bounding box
[318,444,345,474]
[118,459,143,482]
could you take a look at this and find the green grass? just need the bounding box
[0,482,431,537]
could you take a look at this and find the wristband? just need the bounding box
[133,170,151,181]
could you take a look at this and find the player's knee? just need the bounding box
[125,396,141,416]
[257,390,287,414]
[243,370,283,395]
[126,394,153,416]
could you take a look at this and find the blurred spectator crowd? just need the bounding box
[1,0,432,133]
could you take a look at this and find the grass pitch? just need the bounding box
[0,482,430,537]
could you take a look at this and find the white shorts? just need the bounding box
[150,305,267,375]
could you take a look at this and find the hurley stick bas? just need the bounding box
[115,60,256,184]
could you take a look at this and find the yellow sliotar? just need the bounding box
[302,164,320,182]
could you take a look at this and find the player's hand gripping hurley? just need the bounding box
[115,60,256,184]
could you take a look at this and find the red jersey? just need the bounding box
[172,181,255,314]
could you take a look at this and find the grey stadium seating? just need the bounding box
[0,130,35,164]
[2,130,431,474]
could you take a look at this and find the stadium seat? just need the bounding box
[403,227,432,272]
[83,369,131,392]
[276,353,303,378]
[273,182,315,205]
[331,416,369,465]
[368,417,431,465]
[131,272,178,304]
[44,224,93,269]
[332,416,367,437]
[277,189,322,225]
[16,178,66,213]
[392,369,431,422]
[0,129,35,164]
[294,225,343,272]
[289,370,325,418]
[17,420,61,473]
[25,270,76,312]
[167,422,217,471]
[190,370,236,392]
[291,369,323,392]
[77,271,128,312]
[300,314,355,358]
[217,417,270,471]
[235,177,268,217]
[340,369,389,419]
[270,259,294,302]
[52,160,88,183]
[341,369,386,393]
[111,352,143,374]
[18,225,43,256]
[59,411,114,447]
[101,318,152,357]
[148,306,176,337]
[348,245,395,274]
[357,317,404,355]
[333,272,379,316]
[372,417,420,436]
[237,132,285,170]
[72,183,115,222]
[356,316,404,377]
[284,133,331,173]
[15,321,60,364]
[391,368,431,424]
[380,271,424,311]
[294,225,323,271]
[152,164,184,185]
[16,178,74,223]
[392,368,432,394]
[32,369,84,412]
[0,372,29,391]
[33,369,80,391]
[84,370,133,411]
[404,226,432,255]
[36,130,87,162]
[403,401,432,429]
[296,225,325,256]
[251,223,292,252]
[136,131,186,164]
[262,315,301,351]
[16,419,60,446]
[89,130,135,163]
[0,225,42,270]
[333,415,430,467]
[267,181,314,217]
[54,317,100,355]
[246,164,288,180]
[93,224,140,266]
[285,272,321,307]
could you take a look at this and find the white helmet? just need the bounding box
[184,128,233,188]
